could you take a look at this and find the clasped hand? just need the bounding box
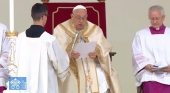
[67,51,96,59]
[144,64,170,72]
[0,64,2,68]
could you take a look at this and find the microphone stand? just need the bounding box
[70,31,80,53]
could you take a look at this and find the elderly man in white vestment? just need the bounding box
[53,5,122,93]
[15,3,69,93]
[132,5,170,93]
[0,23,10,93]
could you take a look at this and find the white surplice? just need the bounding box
[0,23,10,87]
[132,27,170,87]
[15,31,69,93]
[78,38,109,93]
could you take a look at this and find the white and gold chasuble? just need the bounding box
[53,19,122,93]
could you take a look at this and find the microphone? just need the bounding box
[70,31,80,53]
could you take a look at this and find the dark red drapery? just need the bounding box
[43,2,107,37]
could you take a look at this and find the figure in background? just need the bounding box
[132,5,170,93]
[53,5,122,93]
[0,23,10,93]
[15,3,69,93]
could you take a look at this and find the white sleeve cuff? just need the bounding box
[0,59,7,68]
[58,68,69,82]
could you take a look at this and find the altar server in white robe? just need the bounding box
[132,5,170,93]
[15,3,69,93]
[0,23,10,93]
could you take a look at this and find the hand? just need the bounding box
[88,51,97,59]
[71,51,80,59]
[162,65,170,72]
[0,64,3,68]
[144,64,153,72]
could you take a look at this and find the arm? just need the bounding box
[50,39,69,82]
[88,26,113,76]
[0,25,10,68]
[132,34,150,75]
[89,27,112,61]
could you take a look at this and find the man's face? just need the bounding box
[149,10,165,28]
[71,9,87,31]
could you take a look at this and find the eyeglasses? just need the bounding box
[73,15,87,21]
[75,17,87,21]
[149,17,162,21]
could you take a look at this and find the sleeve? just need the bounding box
[98,28,112,54]
[132,34,149,75]
[53,25,68,50]
[14,34,22,68]
[49,39,69,82]
[0,25,10,68]
[89,27,112,61]
[88,27,114,75]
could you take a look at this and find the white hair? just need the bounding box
[148,5,165,16]
[72,5,87,14]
